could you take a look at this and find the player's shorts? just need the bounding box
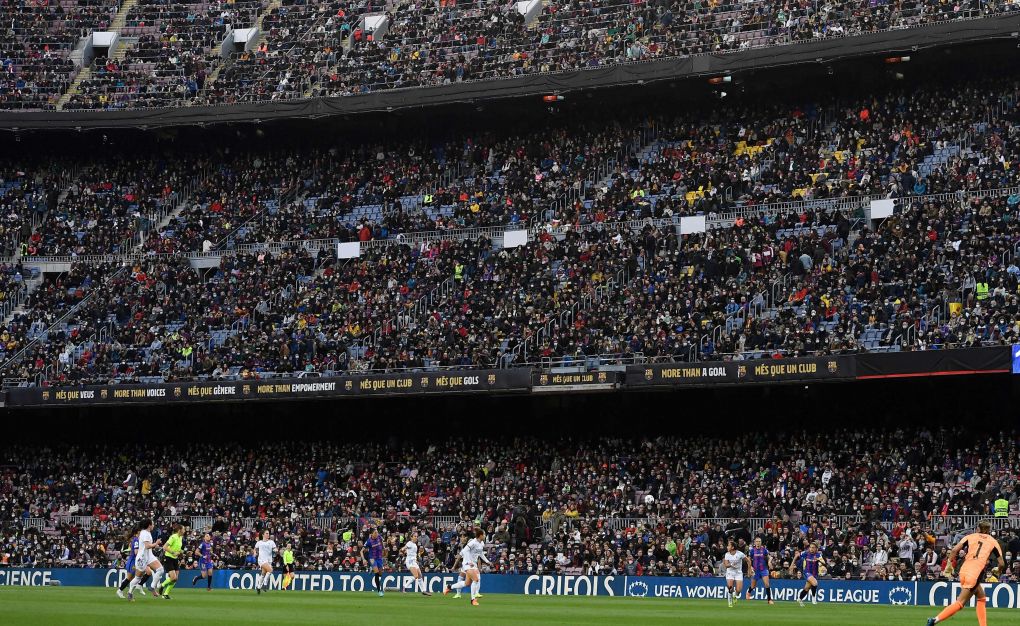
[805,574,819,585]
[146,554,160,567]
[125,557,136,573]
[725,570,743,582]
[370,557,384,570]
[753,569,769,580]
[200,559,214,571]
[960,565,982,589]
[133,557,148,574]
[283,563,295,574]
[258,559,273,569]
[462,562,479,572]
[405,557,418,570]
[164,557,179,573]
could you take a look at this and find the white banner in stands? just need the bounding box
[870,199,895,220]
[679,215,706,235]
[503,230,528,248]
[337,241,361,259]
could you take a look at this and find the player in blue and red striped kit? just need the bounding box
[745,537,774,604]
[363,528,386,597]
[790,542,825,606]
[192,533,215,591]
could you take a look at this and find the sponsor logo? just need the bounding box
[889,586,912,605]
[628,581,649,597]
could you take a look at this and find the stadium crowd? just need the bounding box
[0,0,118,110]
[9,73,1020,256]
[4,0,1017,109]
[2,429,1019,581]
[0,70,1017,382]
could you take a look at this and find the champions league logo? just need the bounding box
[888,586,912,606]
[628,581,649,597]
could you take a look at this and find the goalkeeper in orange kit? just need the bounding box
[926,520,1005,626]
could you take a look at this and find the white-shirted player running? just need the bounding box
[127,518,164,600]
[448,535,469,598]
[253,530,278,595]
[722,541,751,608]
[444,529,488,606]
[401,527,432,596]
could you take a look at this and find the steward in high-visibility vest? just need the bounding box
[995,497,1009,517]
[976,282,989,300]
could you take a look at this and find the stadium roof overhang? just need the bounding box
[0,13,1017,131]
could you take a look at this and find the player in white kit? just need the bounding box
[400,528,432,596]
[722,541,751,608]
[444,529,489,606]
[127,519,164,600]
[448,535,469,598]
[253,530,278,595]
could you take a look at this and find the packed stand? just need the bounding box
[5,217,662,383]
[232,0,1013,102]
[4,0,1013,109]
[144,150,304,254]
[0,262,113,374]
[64,0,265,110]
[0,0,118,110]
[0,166,53,256]
[26,157,205,256]
[1,74,1019,382]
[205,0,374,104]
[2,429,1020,580]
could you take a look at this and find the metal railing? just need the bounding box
[21,512,1015,538]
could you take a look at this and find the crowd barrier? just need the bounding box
[2,569,1019,607]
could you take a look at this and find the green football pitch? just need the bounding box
[5,587,1020,625]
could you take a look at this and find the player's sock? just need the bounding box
[256,573,264,589]
[128,578,140,594]
[798,588,808,600]
[470,581,480,599]
[208,575,213,590]
[192,575,200,586]
[150,568,164,591]
[766,586,772,601]
[450,580,467,590]
[139,573,151,587]
[119,577,132,591]
[414,577,424,593]
[374,572,381,591]
[163,580,176,595]
[935,600,963,622]
[976,598,987,626]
